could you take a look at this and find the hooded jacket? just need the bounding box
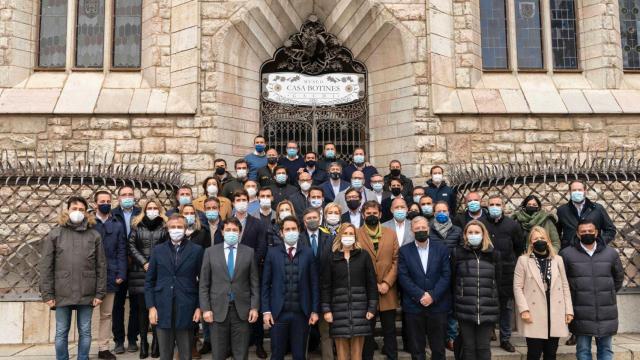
[39,213,107,307]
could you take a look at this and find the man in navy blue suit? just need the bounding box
[145,214,204,360]
[397,216,451,360]
[262,216,320,360]
[320,162,350,203]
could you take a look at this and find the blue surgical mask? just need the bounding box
[353,154,365,164]
[468,234,483,246]
[223,231,239,246]
[275,173,287,184]
[287,148,298,158]
[310,198,323,208]
[571,191,585,203]
[283,231,299,246]
[488,206,502,219]
[467,200,481,213]
[421,205,433,215]
[393,209,407,222]
[351,179,363,189]
[178,196,192,206]
[184,214,196,225]
[435,212,449,224]
[120,197,135,209]
[255,144,266,153]
[325,150,335,158]
[205,210,219,221]
[372,183,383,192]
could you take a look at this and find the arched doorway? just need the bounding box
[260,16,368,161]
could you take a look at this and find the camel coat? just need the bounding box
[192,194,232,220]
[357,226,399,312]
[513,254,574,339]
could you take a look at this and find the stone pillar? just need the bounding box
[0,0,35,87]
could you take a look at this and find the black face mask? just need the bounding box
[347,199,360,211]
[580,234,597,245]
[98,204,111,214]
[407,210,420,220]
[391,188,402,197]
[533,240,547,253]
[305,160,316,168]
[390,169,401,177]
[525,205,539,215]
[267,157,278,164]
[415,231,429,243]
[364,215,379,227]
[330,172,341,180]
[215,167,226,176]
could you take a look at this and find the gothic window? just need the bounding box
[620,0,640,70]
[480,0,509,69]
[37,0,142,70]
[550,0,578,69]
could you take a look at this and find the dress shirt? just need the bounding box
[416,241,429,273]
[349,211,362,228]
[581,242,597,257]
[394,220,405,247]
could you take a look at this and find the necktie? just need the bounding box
[311,234,318,256]
[288,247,294,261]
[227,246,235,279]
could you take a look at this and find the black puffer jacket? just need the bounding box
[480,216,525,299]
[127,216,167,295]
[451,245,501,325]
[429,222,463,250]
[559,239,624,337]
[321,249,378,338]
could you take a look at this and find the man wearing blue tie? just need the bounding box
[397,216,451,360]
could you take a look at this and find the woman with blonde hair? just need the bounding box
[322,202,343,236]
[128,198,168,358]
[321,224,378,360]
[451,220,501,360]
[268,200,297,246]
[180,204,211,248]
[513,226,573,360]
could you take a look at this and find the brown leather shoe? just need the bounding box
[256,345,268,359]
[446,339,455,351]
[191,344,201,359]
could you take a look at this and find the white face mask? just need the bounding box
[299,182,311,192]
[259,198,272,209]
[341,236,355,247]
[146,209,159,220]
[246,187,257,197]
[206,185,218,196]
[279,210,292,220]
[326,214,340,225]
[236,169,247,179]
[234,201,248,213]
[169,228,185,242]
[432,174,443,183]
[69,210,85,224]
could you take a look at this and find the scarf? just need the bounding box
[532,252,552,290]
[513,210,552,233]
[433,219,453,239]
[141,215,164,230]
[365,224,382,252]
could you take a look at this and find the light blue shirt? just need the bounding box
[416,241,429,273]
[224,242,238,265]
[123,209,133,236]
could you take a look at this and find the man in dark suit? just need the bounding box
[200,218,260,360]
[145,214,204,360]
[269,166,300,206]
[302,151,328,185]
[341,187,364,227]
[381,178,406,223]
[262,217,320,360]
[397,216,451,360]
[320,162,350,203]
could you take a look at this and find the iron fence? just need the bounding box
[449,149,640,291]
[0,151,182,300]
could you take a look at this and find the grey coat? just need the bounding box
[382,219,415,247]
[199,243,260,322]
[39,213,107,307]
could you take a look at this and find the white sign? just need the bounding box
[262,72,365,106]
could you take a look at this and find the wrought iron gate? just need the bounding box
[260,16,368,160]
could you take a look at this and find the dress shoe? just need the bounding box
[98,350,117,360]
[565,334,577,346]
[150,334,160,358]
[139,341,149,359]
[191,344,201,359]
[199,341,211,355]
[114,343,125,354]
[500,341,516,353]
[128,341,138,353]
[256,345,268,359]
[446,339,455,351]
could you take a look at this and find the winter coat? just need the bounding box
[513,254,573,339]
[321,249,379,338]
[185,227,211,249]
[429,222,463,250]
[128,217,167,295]
[39,213,107,307]
[192,194,232,221]
[357,226,400,311]
[556,198,617,249]
[94,216,127,292]
[559,239,624,337]
[425,180,457,214]
[383,173,414,199]
[512,209,561,252]
[452,208,488,229]
[480,216,525,298]
[451,244,501,325]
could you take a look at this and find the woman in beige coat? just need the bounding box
[513,226,573,360]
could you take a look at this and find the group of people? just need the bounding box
[39,136,624,360]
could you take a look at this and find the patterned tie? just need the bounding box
[311,234,318,256]
[227,246,235,279]
[288,246,294,261]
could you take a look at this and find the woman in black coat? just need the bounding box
[181,204,211,248]
[128,199,168,358]
[321,223,378,360]
[451,220,501,360]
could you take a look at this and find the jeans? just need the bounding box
[55,305,94,360]
[499,297,513,343]
[447,312,458,342]
[576,335,613,360]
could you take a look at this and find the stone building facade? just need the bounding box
[2,0,640,343]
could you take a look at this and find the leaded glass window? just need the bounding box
[515,0,543,69]
[620,0,640,70]
[550,0,578,69]
[38,0,68,68]
[480,0,509,69]
[113,0,142,68]
[75,0,105,68]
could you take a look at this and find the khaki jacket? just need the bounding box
[513,254,573,339]
[357,226,399,312]
[193,194,232,220]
